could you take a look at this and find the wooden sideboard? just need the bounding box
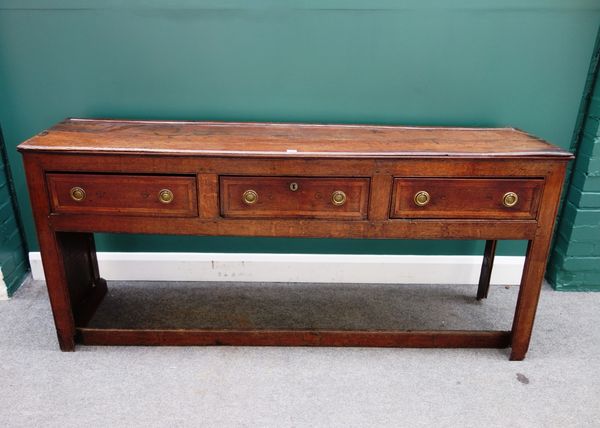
[18,118,573,360]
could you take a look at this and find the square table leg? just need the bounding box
[477,240,497,300]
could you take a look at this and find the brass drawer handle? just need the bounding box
[331,190,347,206]
[70,187,86,202]
[414,190,430,206]
[158,189,174,204]
[242,189,258,205]
[503,192,518,207]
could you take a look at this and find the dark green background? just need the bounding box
[1,1,599,255]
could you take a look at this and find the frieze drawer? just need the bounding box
[390,178,543,219]
[47,173,198,217]
[220,176,370,219]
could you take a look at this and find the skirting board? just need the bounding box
[29,252,525,285]
[0,267,8,300]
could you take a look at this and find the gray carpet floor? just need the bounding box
[1,278,599,427]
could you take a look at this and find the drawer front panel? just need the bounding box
[47,173,198,217]
[220,176,370,219]
[391,178,543,219]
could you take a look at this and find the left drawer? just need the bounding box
[47,173,198,217]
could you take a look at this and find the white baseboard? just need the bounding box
[0,267,8,300]
[29,252,525,285]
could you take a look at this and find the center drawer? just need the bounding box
[47,173,198,217]
[220,176,370,219]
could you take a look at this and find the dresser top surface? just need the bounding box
[18,118,573,159]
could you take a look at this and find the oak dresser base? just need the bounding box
[19,119,572,360]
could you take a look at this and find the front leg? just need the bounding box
[509,237,551,361]
[37,231,107,351]
[24,155,106,351]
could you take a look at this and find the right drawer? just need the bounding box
[390,178,544,219]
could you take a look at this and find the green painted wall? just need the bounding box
[1,1,599,256]
[0,129,28,296]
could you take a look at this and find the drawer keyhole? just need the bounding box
[289,182,299,192]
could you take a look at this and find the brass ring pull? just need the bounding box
[70,187,86,202]
[414,190,430,206]
[331,190,347,206]
[503,192,518,208]
[158,189,174,204]
[242,189,258,205]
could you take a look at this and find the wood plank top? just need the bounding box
[18,118,573,159]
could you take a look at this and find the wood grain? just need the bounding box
[76,328,512,348]
[47,173,198,217]
[220,176,370,219]
[390,178,543,219]
[48,215,540,240]
[18,118,573,159]
[509,164,568,360]
[18,119,573,358]
[477,240,498,300]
